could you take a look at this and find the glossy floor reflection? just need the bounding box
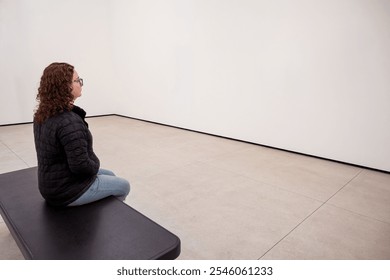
[1,115,389,259]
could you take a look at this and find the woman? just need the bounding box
[33,62,130,207]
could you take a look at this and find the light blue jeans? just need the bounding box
[68,168,130,206]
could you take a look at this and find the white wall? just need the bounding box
[111,0,390,172]
[0,0,118,124]
[1,0,390,172]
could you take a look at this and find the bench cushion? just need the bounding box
[0,167,180,260]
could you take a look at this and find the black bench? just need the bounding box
[0,167,180,260]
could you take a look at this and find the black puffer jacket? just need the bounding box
[33,106,100,207]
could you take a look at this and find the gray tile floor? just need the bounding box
[1,115,390,259]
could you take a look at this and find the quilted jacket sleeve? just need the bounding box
[58,116,100,176]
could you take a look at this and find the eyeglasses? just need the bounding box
[73,78,84,87]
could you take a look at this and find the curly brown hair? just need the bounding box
[34,62,75,123]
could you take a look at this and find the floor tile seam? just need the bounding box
[199,147,255,163]
[324,202,390,227]
[135,159,242,187]
[238,173,325,203]
[199,157,365,203]
[0,142,30,168]
[257,170,364,260]
[188,140,258,161]
[0,140,9,152]
[178,144,255,165]
[191,160,300,195]
[133,161,201,182]
[200,162,326,203]
[321,169,364,203]
[248,167,365,204]
[257,202,326,260]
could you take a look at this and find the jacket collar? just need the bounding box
[71,105,86,119]
[71,105,88,127]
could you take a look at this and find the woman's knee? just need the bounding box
[116,179,130,201]
[121,179,130,196]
